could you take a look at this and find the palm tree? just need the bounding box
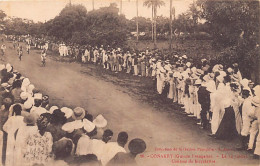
[143,0,165,48]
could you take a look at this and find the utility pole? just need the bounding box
[152,4,154,41]
[136,0,139,43]
[120,0,122,15]
[169,0,172,51]
[92,0,94,10]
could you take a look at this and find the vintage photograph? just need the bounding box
[0,0,259,165]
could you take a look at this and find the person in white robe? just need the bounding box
[3,108,27,166]
[167,71,174,99]
[194,79,202,122]
[156,67,166,94]
[237,89,253,150]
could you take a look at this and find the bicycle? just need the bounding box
[42,56,46,67]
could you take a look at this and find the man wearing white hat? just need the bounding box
[93,114,108,139]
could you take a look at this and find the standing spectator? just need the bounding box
[3,105,27,166]
[0,44,6,56]
[107,138,146,166]
[26,44,30,54]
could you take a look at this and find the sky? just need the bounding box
[0,0,195,22]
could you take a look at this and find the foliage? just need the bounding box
[0,10,6,21]
[197,0,259,81]
[198,0,259,49]
[128,17,152,32]
[44,4,87,40]
[3,18,30,35]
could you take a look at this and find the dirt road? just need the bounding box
[1,41,259,166]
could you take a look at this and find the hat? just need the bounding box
[233,63,238,68]
[195,79,202,85]
[0,64,5,70]
[218,64,223,71]
[23,113,37,125]
[83,119,96,133]
[201,58,207,62]
[191,67,197,73]
[227,68,233,73]
[208,73,214,79]
[61,107,73,119]
[93,114,107,128]
[22,78,30,87]
[251,96,260,107]
[49,106,59,114]
[34,93,42,100]
[128,138,146,154]
[24,100,33,109]
[165,60,170,64]
[249,80,254,85]
[27,84,35,92]
[186,62,191,68]
[20,92,28,100]
[182,55,187,59]
[1,83,9,88]
[72,107,85,120]
[6,63,12,72]
[195,69,204,76]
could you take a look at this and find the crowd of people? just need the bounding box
[0,62,147,166]
[40,40,260,159]
[1,35,260,165]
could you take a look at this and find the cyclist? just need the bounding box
[41,48,47,66]
[18,46,23,61]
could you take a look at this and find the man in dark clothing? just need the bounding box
[198,82,211,129]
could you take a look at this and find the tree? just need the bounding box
[143,0,165,47]
[45,4,88,40]
[3,18,30,35]
[0,10,6,22]
[198,0,260,83]
[84,3,128,47]
[188,2,201,32]
[129,17,151,32]
[0,10,6,31]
